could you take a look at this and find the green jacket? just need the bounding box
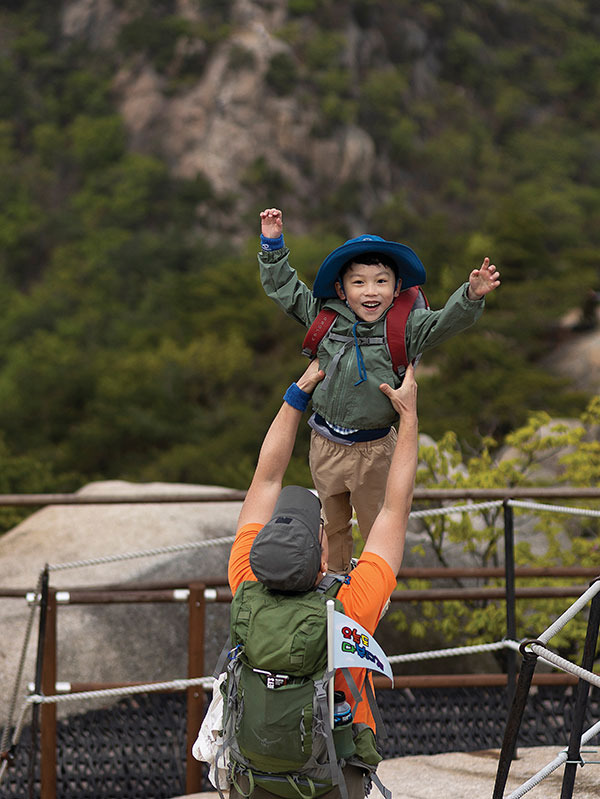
[259,248,485,430]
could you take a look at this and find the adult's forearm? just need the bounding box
[252,402,303,486]
[383,413,418,516]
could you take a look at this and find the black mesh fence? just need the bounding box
[1,685,598,798]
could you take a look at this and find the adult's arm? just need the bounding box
[236,360,324,530]
[361,364,418,575]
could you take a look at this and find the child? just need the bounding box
[258,207,500,573]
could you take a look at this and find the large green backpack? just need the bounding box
[217,577,389,799]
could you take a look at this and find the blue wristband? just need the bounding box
[260,233,285,251]
[283,382,311,412]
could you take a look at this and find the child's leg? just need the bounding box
[318,492,354,573]
[309,431,354,573]
[348,427,398,544]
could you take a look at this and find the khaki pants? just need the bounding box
[228,765,367,799]
[309,427,397,573]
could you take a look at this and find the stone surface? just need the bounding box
[173,746,600,799]
[0,480,240,725]
[541,327,600,394]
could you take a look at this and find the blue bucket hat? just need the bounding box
[312,234,426,298]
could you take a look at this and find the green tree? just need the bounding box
[391,395,600,665]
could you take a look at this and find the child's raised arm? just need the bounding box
[467,256,501,300]
[260,207,283,240]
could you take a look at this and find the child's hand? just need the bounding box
[296,358,324,395]
[467,257,500,300]
[260,208,283,239]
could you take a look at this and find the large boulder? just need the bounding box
[0,480,240,725]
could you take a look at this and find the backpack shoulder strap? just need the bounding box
[385,286,429,374]
[315,573,345,595]
[302,308,339,358]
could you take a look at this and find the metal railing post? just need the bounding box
[492,644,538,799]
[28,568,57,799]
[186,582,206,795]
[503,500,517,696]
[28,568,48,799]
[560,581,600,799]
[40,587,57,799]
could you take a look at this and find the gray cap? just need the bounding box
[250,486,322,592]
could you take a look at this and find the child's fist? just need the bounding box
[260,208,283,239]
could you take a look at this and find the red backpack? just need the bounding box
[301,286,428,375]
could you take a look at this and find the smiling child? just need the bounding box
[258,208,500,574]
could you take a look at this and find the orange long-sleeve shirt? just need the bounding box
[228,522,396,730]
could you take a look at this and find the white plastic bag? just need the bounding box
[192,672,231,789]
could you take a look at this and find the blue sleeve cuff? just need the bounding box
[260,233,285,252]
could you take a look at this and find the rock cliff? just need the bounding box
[60,0,383,238]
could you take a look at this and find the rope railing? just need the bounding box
[388,639,520,664]
[10,640,524,704]
[523,642,600,690]
[26,675,215,705]
[2,493,600,797]
[24,499,508,577]
[537,579,600,645]
[40,500,504,574]
[509,499,600,518]
[410,499,504,518]
[0,699,31,783]
[505,719,600,799]
[46,534,236,573]
[29,497,599,574]
[0,638,527,787]
[493,572,600,798]
[0,571,42,764]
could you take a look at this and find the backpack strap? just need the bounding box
[302,309,339,358]
[339,666,387,748]
[302,287,428,377]
[214,761,230,799]
[370,770,393,799]
[284,774,317,799]
[213,637,234,678]
[385,286,428,375]
[363,672,388,743]
[315,574,345,594]
[214,657,238,799]
[339,666,362,707]
[314,678,348,799]
[230,767,255,798]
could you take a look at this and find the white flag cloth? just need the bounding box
[331,610,393,683]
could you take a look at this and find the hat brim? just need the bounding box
[313,240,426,298]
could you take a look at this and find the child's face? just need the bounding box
[335,262,400,322]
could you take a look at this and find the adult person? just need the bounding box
[226,359,419,798]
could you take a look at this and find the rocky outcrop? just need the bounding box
[542,327,600,394]
[60,0,380,236]
[0,480,239,724]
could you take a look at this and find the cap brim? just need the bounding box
[313,240,426,298]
